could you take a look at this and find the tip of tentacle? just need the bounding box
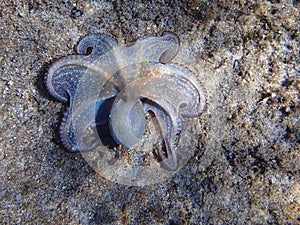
[162,32,180,45]
[160,63,208,116]
[159,32,180,63]
[75,33,119,56]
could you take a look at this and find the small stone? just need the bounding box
[7,80,14,87]
[71,7,83,19]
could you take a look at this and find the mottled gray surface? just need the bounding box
[0,0,299,224]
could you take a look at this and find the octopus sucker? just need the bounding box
[46,32,207,172]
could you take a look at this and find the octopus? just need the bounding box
[45,33,206,171]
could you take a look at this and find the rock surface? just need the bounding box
[0,0,299,224]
